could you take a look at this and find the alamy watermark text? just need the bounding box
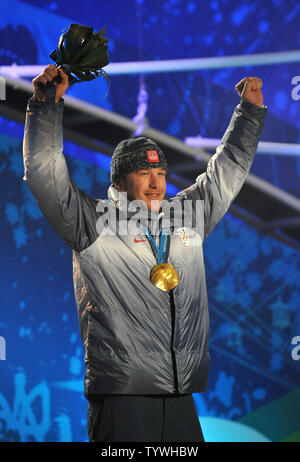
[0,336,6,360]
[291,76,300,101]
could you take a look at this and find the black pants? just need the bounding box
[87,394,205,442]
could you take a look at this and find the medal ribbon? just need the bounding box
[142,224,178,292]
[142,226,170,264]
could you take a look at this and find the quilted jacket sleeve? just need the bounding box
[176,99,267,240]
[22,87,99,252]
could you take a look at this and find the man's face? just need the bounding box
[115,168,167,211]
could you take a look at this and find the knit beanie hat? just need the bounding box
[110,136,168,183]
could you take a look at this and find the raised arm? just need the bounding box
[177,77,267,240]
[23,65,99,252]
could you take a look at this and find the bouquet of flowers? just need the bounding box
[49,23,110,87]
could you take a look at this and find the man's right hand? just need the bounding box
[32,64,69,103]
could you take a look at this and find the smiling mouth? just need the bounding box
[145,193,161,198]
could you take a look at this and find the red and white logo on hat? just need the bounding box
[146,150,159,163]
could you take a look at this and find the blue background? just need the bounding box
[0,0,299,442]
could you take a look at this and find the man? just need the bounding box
[23,65,266,442]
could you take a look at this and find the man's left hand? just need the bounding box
[235,77,264,107]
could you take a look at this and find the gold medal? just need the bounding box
[150,263,179,292]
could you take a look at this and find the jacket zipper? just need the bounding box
[170,289,179,393]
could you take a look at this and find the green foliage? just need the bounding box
[50,23,110,88]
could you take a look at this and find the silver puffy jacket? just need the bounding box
[23,91,266,397]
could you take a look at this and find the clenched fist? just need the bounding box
[32,64,69,103]
[235,77,264,108]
